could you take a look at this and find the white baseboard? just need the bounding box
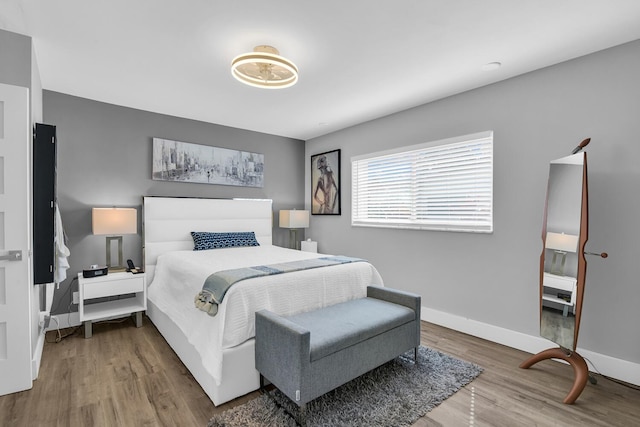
[421,306,640,387]
[46,312,81,331]
[32,329,46,380]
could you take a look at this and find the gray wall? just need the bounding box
[43,92,305,315]
[305,40,640,366]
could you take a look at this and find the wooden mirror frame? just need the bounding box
[574,154,589,347]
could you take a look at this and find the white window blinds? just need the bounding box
[351,131,493,233]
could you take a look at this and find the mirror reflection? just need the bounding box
[540,153,584,351]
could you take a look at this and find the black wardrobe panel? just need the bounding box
[33,123,56,285]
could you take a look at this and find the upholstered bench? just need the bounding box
[255,285,421,422]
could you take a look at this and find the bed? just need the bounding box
[143,196,384,405]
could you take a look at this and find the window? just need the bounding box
[351,131,493,233]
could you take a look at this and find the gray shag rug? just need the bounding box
[207,346,482,427]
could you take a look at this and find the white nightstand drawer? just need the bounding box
[543,273,576,291]
[83,275,144,299]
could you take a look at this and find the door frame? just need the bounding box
[0,82,33,395]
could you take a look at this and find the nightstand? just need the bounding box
[78,271,146,338]
[300,240,318,253]
[542,272,577,317]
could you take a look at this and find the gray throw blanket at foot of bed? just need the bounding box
[194,256,366,316]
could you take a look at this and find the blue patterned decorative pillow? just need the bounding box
[191,231,260,251]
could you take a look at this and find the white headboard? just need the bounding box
[143,197,273,282]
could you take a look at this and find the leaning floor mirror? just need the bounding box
[541,152,585,351]
[520,138,606,404]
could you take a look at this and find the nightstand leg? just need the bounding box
[84,320,92,339]
[135,311,143,328]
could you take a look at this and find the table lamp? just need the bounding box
[279,209,309,250]
[545,232,579,276]
[92,207,137,271]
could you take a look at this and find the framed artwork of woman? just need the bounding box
[311,149,341,215]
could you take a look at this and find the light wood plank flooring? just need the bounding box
[1,316,638,426]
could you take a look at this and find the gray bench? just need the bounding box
[255,286,421,421]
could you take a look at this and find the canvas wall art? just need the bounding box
[152,138,264,188]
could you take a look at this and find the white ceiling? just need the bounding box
[2,1,640,140]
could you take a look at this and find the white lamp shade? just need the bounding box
[279,210,309,229]
[92,208,137,235]
[545,232,579,253]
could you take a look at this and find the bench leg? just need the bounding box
[258,376,307,426]
[415,346,419,364]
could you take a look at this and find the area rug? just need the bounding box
[207,346,483,427]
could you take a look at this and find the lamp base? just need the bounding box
[289,229,299,250]
[550,250,568,276]
[106,236,125,271]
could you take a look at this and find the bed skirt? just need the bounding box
[147,299,260,405]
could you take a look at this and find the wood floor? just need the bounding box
[1,316,638,426]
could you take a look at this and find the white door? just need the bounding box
[0,83,32,395]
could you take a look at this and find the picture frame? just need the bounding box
[311,149,341,215]
[152,137,264,188]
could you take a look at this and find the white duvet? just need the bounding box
[147,244,383,384]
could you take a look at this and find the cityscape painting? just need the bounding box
[152,138,264,188]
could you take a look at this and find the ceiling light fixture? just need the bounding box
[231,45,298,89]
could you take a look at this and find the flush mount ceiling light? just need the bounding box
[231,45,298,89]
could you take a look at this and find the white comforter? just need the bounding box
[147,244,383,384]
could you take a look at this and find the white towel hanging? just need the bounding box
[55,203,70,286]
